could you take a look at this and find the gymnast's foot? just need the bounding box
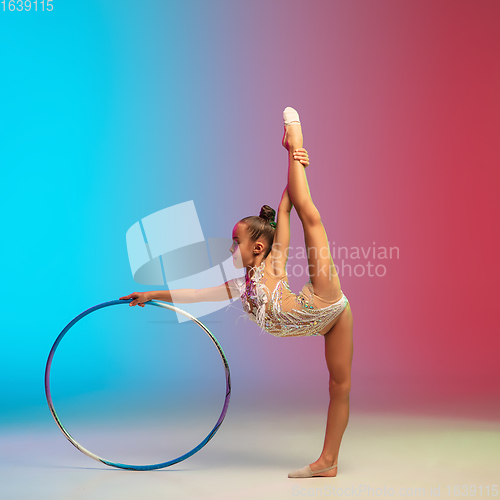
[282,106,303,151]
[309,459,338,477]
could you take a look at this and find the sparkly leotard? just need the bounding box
[231,259,349,338]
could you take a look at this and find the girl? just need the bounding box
[120,107,353,478]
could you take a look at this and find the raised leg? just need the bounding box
[310,304,354,476]
[285,123,341,302]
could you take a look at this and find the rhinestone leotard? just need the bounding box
[231,259,349,338]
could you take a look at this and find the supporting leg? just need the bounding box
[309,304,353,477]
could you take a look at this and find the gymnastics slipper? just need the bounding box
[288,463,338,478]
[283,106,301,126]
[282,106,301,149]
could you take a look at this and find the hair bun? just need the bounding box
[259,205,276,226]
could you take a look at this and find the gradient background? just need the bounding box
[1,0,499,468]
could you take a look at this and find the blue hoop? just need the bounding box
[44,299,231,471]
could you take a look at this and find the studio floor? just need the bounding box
[1,403,499,500]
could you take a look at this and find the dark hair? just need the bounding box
[239,205,277,259]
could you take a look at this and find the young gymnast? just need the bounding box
[120,107,354,478]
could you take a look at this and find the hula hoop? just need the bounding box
[44,299,231,471]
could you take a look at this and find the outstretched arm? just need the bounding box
[119,280,241,307]
[157,281,241,303]
[194,280,241,302]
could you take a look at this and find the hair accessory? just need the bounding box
[269,221,277,228]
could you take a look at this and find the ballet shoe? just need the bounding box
[283,106,301,126]
[288,462,338,478]
[282,106,301,149]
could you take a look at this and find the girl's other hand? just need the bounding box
[293,148,310,167]
[119,291,152,307]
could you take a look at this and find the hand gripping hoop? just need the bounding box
[44,299,231,471]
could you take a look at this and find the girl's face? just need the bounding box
[229,223,251,269]
[229,222,248,269]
